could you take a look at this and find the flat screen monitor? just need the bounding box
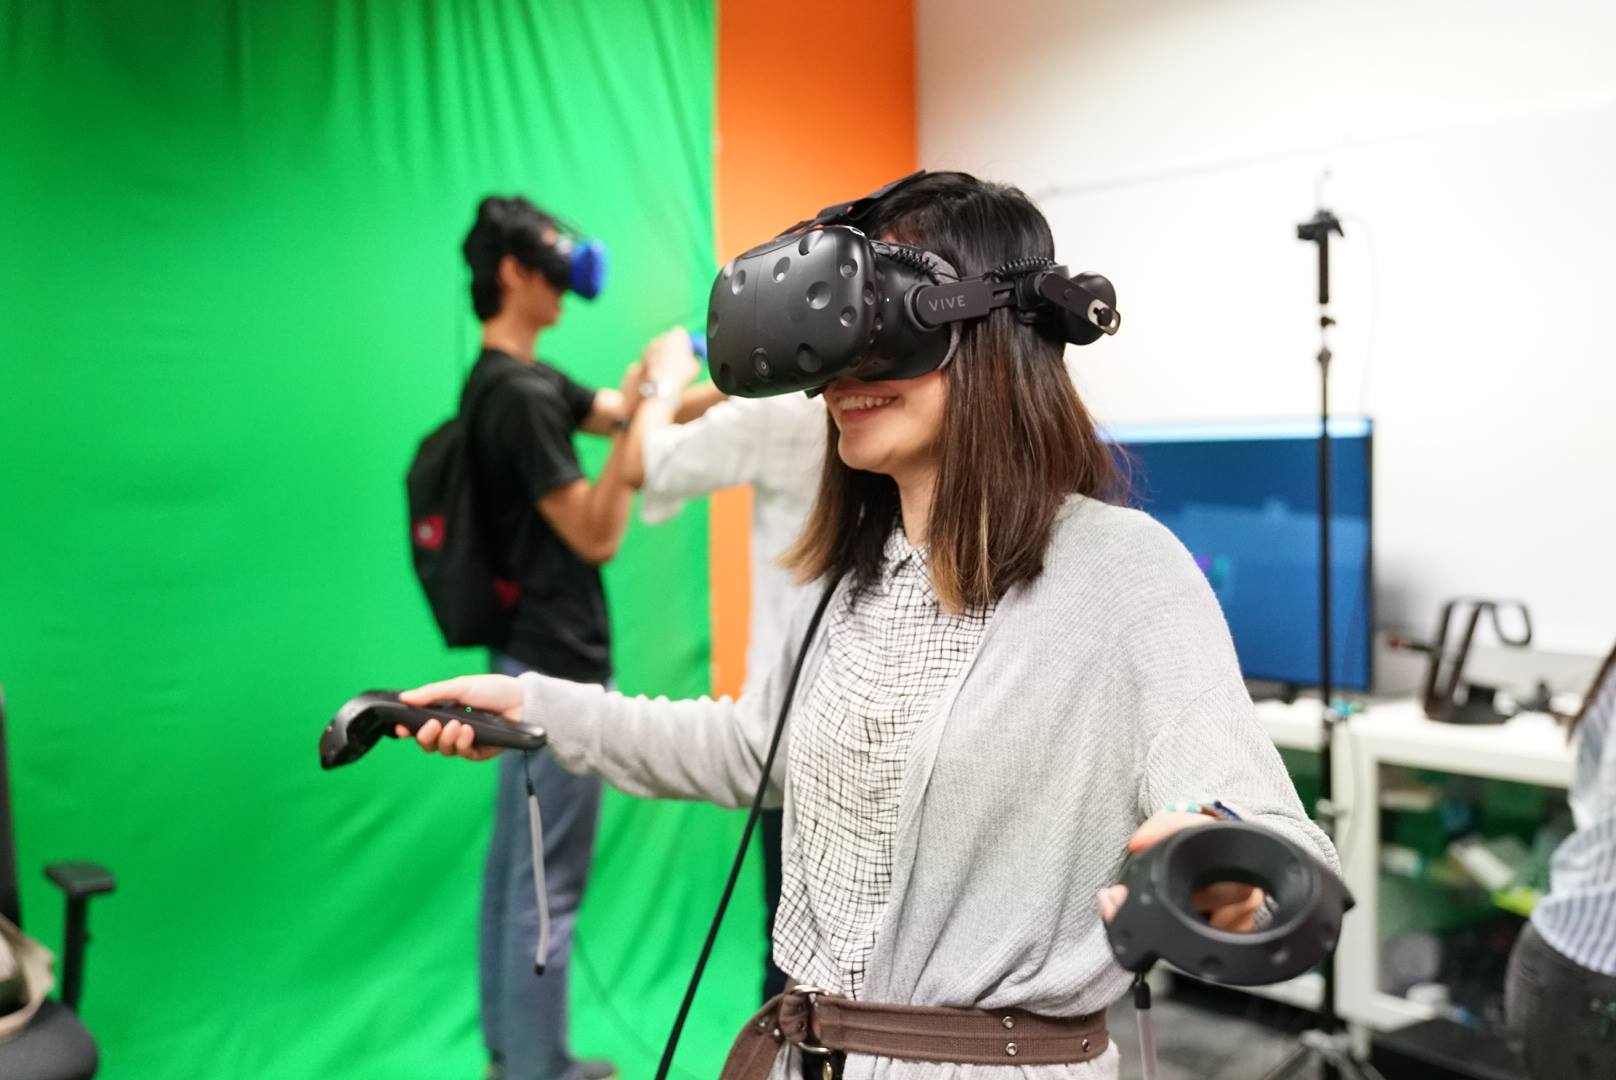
[1106,418,1374,692]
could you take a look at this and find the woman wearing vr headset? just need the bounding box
[400,172,1336,1079]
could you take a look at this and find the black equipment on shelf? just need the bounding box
[1405,599,1534,725]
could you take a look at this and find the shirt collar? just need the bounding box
[877,525,932,596]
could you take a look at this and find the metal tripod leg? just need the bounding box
[1132,972,1160,1080]
[1258,1041,1316,1080]
[1259,1029,1388,1080]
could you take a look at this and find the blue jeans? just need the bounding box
[482,652,604,1080]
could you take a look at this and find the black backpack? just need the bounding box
[406,373,519,647]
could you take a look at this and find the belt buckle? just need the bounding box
[788,985,834,1057]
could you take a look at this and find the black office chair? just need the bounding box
[0,686,115,1079]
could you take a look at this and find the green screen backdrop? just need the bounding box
[0,4,766,1077]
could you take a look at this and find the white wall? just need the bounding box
[919,0,1616,670]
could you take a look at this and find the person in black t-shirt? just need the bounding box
[458,195,697,1080]
[464,350,611,684]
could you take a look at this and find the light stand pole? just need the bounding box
[1258,211,1385,1080]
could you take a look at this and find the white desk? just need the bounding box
[1251,698,1575,1031]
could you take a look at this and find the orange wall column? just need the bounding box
[711,0,917,697]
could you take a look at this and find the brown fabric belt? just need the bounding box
[720,988,1109,1080]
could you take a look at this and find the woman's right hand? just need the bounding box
[396,675,523,762]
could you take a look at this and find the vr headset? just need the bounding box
[706,172,1120,397]
[535,217,608,300]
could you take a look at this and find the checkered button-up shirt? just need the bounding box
[773,527,995,998]
[1533,649,1616,975]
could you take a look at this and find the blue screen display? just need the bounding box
[1108,418,1373,691]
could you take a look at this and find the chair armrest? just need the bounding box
[45,861,116,901]
[43,861,115,1011]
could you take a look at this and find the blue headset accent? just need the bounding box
[542,229,608,301]
[565,237,608,300]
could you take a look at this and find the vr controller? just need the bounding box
[1104,821,1354,985]
[319,690,546,770]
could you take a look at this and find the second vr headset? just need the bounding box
[707,172,1120,397]
[537,219,608,301]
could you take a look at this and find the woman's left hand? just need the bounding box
[1095,811,1267,932]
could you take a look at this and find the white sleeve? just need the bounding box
[518,581,834,808]
[639,398,769,525]
[520,675,777,807]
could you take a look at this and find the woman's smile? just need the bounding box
[822,373,944,484]
[831,392,896,420]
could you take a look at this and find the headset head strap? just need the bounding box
[776,171,932,238]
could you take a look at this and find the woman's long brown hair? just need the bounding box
[783,173,1124,610]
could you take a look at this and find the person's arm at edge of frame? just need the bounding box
[537,329,697,563]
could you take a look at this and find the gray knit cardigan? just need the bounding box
[520,495,1338,1079]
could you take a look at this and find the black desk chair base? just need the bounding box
[0,999,99,1080]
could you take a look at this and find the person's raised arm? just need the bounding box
[537,328,698,563]
[621,392,777,496]
[577,386,630,436]
[672,381,727,424]
[578,359,724,436]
